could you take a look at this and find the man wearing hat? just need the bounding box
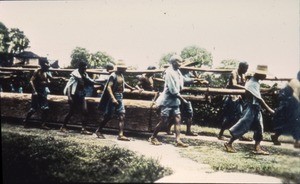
[149,54,189,147]
[95,60,136,141]
[224,65,275,155]
[23,57,62,129]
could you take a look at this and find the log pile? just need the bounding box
[0,92,160,132]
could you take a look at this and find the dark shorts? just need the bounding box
[30,87,49,111]
[105,93,126,117]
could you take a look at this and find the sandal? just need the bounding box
[271,135,281,145]
[148,137,162,145]
[224,142,237,153]
[294,141,300,149]
[252,149,270,155]
[239,136,253,142]
[166,131,174,135]
[81,129,93,135]
[95,131,105,139]
[186,132,198,136]
[59,126,68,133]
[175,141,189,148]
[218,135,226,140]
[117,135,130,141]
[41,123,51,130]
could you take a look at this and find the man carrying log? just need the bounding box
[60,61,98,135]
[224,65,275,155]
[218,61,252,141]
[23,57,62,129]
[148,54,189,147]
[95,60,136,141]
[165,59,209,136]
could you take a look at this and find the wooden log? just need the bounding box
[0,92,160,132]
[0,67,292,81]
[123,89,207,102]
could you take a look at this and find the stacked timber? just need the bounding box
[0,92,160,132]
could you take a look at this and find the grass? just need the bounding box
[165,125,300,183]
[1,123,172,183]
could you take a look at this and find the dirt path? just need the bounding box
[111,133,284,183]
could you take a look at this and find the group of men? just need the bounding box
[22,55,300,153]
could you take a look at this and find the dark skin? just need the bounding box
[62,64,98,133]
[150,60,187,145]
[96,67,136,139]
[24,62,63,128]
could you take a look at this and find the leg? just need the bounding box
[252,112,269,155]
[166,117,174,135]
[23,109,36,127]
[80,99,93,135]
[174,114,189,147]
[62,104,75,129]
[271,131,282,145]
[185,117,197,136]
[149,116,168,145]
[95,114,111,138]
[117,113,130,141]
[40,108,50,130]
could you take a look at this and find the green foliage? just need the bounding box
[70,47,115,69]
[218,59,239,69]
[0,22,10,53]
[180,45,213,68]
[90,51,115,69]
[2,131,171,183]
[8,28,30,54]
[158,52,176,68]
[0,22,30,66]
[206,59,239,88]
[70,47,90,68]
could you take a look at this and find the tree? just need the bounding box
[89,51,115,69]
[180,46,213,68]
[158,52,176,68]
[70,47,115,69]
[70,47,90,68]
[0,22,10,53]
[0,22,30,66]
[211,59,240,88]
[8,28,30,54]
[218,59,239,69]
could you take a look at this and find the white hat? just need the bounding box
[169,54,183,64]
[254,65,268,75]
[116,60,127,69]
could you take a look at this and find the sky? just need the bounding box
[1,0,299,77]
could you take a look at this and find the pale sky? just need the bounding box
[1,0,299,77]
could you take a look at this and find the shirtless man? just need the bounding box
[218,62,252,141]
[95,60,136,141]
[23,57,61,129]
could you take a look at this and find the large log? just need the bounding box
[0,92,160,132]
[0,67,291,81]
